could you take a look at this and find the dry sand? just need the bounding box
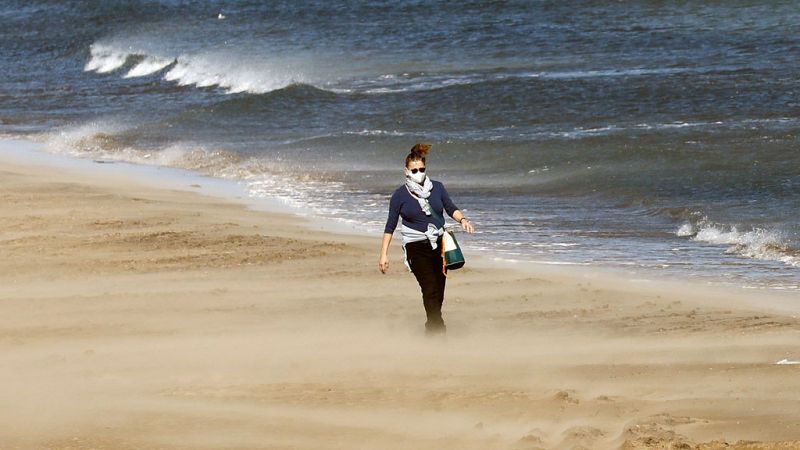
[1,146,800,449]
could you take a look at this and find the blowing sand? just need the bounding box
[1,147,800,449]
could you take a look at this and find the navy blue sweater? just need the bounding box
[384,180,459,234]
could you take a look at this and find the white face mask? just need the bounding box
[406,169,426,184]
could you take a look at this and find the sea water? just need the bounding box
[1,1,798,289]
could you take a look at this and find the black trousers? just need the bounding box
[405,239,447,333]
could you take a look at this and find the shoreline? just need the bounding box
[2,139,800,449]
[3,137,798,309]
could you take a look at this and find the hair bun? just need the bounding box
[410,143,431,157]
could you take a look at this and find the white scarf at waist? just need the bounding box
[400,223,443,272]
[401,223,443,249]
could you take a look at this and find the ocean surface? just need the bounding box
[2,0,799,289]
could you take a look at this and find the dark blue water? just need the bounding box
[2,1,799,289]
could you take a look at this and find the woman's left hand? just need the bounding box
[460,219,475,233]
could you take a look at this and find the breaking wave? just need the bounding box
[124,56,173,78]
[38,120,245,175]
[85,40,761,99]
[677,220,800,268]
[84,42,312,94]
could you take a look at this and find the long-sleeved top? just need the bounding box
[384,180,459,234]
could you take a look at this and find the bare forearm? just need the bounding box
[452,210,475,233]
[380,233,393,255]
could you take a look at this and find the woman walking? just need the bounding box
[379,144,474,334]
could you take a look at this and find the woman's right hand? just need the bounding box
[379,253,389,274]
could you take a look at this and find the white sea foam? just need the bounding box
[86,43,169,77]
[534,67,688,79]
[39,122,247,178]
[161,52,306,94]
[676,223,695,237]
[348,67,700,95]
[41,120,127,155]
[124,56,173,78]
[343,129,409,137]
[84,44,130,73]
[526,116,793,142]
[677,221,800,268]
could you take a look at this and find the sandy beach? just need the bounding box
[2,145,800,450]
